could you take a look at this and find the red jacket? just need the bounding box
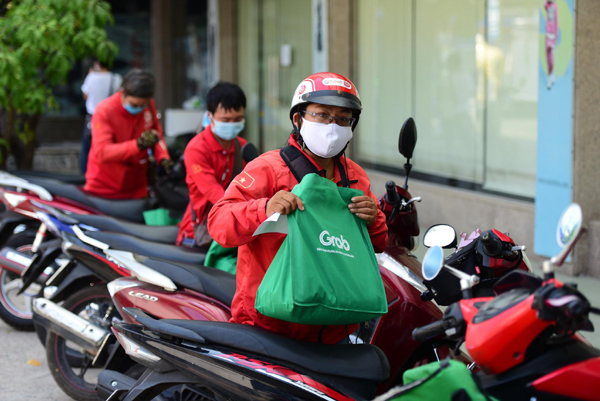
[208,135,388,344]
[177,127,247,245]
[84,93,170,199]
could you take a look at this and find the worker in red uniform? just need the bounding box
[177,82,247,247]
[208,72,388,344]
[84,70,171,199]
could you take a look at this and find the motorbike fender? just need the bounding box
[0,210,37,247]
[47,261,99,303]
[18,244,62,294]
[531,356,600,400]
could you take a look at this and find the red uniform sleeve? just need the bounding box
[366,189,388,253]
[207,159,272,248]
[90,105,142,164]
[185,145,227,209]
[149,100,170,162]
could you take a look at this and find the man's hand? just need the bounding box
[266,191,305,217]
[348,196,378,225]
[160,158,175,174]
[137,130,160,150]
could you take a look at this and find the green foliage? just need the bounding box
[0,0,118,115]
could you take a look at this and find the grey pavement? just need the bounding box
[0,319,71,401]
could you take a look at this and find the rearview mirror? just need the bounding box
[423,224,457,249]
[398,118,417,159]
[552,203,583,267]
[557,203,583,250]
[422,246,444,281]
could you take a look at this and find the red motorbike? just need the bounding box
[0,171,169,330]
[413,203,600,401]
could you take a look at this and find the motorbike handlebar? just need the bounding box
[412,319,446,342]
[480,231,503,257]
[385,181,400,205]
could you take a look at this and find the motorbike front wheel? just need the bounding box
[46,284,117,401]
[0,230,38,331]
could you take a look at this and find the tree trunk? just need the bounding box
[15,113,40,169]
[1,108,16,170]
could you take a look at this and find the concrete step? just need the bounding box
[31,142,81,174]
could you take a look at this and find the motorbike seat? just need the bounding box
[138,257,235,306]
[25,177,146,223]
[12,170,86,185]
[156,319,389,394]
[86,231,205,266]
[72,214,179,244]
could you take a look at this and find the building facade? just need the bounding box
[218,0,600,277]
[39,0,600,277]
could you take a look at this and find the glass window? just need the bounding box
[355,0,413,169]
[238,0,313,153]
[483,0,538,198]
[355,0,538,199]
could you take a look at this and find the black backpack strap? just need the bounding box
[280,146,320,184]
[280,145,353,187]
[191,138,242,224]
[335,157,351,188]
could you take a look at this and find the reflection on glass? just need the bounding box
[355,0,539,198]
[423,224,456,248]
[423,246,444,280]
[556,203,582,247]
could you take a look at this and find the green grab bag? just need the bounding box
[374,360,497,401]
[255,173,388,325]
[204,240,237,275]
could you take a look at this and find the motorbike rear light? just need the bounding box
[114,331,161,364]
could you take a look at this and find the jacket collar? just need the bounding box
[201,126,235,153]
[288,134,348,183]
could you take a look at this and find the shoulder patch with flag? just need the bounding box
[234,171,255,189]
[192,164,203,174]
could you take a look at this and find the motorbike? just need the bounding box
[22,204,206,401]
[0,134,195,331]
[29,142,260,400]
[73,118,475,401]
[411,203,600,401]
[419,223,530,306]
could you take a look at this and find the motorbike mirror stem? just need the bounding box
[443,264,479,299]
[544,227,586,281]
[403,160,412,190]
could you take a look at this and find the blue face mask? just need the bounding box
[212,119,245,141]
[124,103,146,115]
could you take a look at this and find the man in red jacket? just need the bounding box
[208,72,388,344]
[177,82,247,247]
[84,70,171,199]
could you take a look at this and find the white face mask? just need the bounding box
[299,118,353,158]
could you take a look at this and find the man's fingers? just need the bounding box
[267,191,304,216]
[280,192,304,211]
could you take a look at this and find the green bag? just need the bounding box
[143,208,181,226]
[204,240,237,275]
[255,173,387,325]
[374,360,496,401]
